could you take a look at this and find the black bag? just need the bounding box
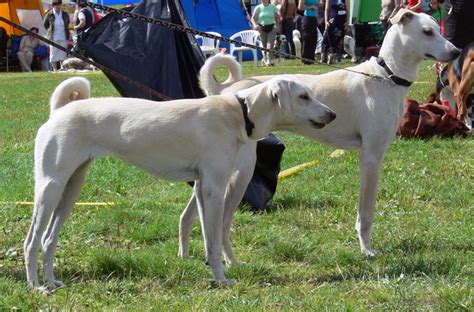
[242,133,285,211]
[259,23,275,33]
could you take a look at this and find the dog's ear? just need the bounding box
[389,8,414,25]
[269,78,292,112]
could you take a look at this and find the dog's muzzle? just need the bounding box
[310,111,336,128]
[309,119,325,128]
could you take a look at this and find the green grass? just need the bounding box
[0,60,473,310]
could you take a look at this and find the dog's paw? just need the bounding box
[211,278,235,288]
[35,280,66,295]
[177,248,190,258]
[362,248,377,258]
[224,258,240,267]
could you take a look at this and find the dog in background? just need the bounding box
[427,42,474,128]
[292,29,302,59]
[61,57,96,71]
[273,34,287,62]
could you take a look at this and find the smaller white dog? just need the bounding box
[292,29,302,58]
[24,75,335,294]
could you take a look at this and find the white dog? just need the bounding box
[292,29,302,59]
[178,10,460,264]
[24,76,335,294]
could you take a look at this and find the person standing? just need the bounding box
[43,0,70,71]
[73,0,94,38]
[17,27,40,72]
[280,0,297,56]
[252,0,281,66]
[298,0,320,64]
[321,0,349,64]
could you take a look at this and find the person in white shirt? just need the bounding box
[43,0,70,71]
[17,27,40,72]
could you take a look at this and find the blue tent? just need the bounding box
[181,0,251,42]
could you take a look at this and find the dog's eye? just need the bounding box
[423,29,434,36]
[299,94,309,100]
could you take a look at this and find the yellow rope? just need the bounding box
[278,149,346,181]
[0,201,114,206]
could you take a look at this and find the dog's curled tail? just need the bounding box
[199,54,242,95]
[50,77,91,115]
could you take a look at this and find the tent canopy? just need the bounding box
[0,0,46,36]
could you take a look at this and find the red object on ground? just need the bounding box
[442,99,455,117]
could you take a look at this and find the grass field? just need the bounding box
[0,60,472,310]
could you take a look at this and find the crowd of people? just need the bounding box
[248,0,471,65]
[0,0,97,72]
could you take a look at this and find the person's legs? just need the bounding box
[25,51,34,71]
[301,16,317,63]
[266,29,277,65]
[259,30,269,65]
[282,18,295,56]
[17,51,30,72]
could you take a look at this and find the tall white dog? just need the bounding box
[24,76,335,294]
[178,10,460,264]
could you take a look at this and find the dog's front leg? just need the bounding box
[195,177,232,285]
[356,145,386,257]
[222,144,257,265]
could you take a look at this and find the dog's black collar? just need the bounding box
[235,95,255,137]
[376,57,413,87]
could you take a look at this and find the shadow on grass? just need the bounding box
[2,236,468,287]
[240,194,336,213]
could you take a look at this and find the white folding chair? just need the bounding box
[195,31,221,57]
[229,30,261,65]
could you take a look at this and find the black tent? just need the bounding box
[80,0,205,100]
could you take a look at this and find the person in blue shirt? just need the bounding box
[297,0,320,64]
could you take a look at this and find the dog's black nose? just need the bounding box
[328,111,336,121]
[451,48,460,60]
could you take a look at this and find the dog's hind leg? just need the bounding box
[24,175,68,292]
[356,144,387,257]
[41,160,92,292]
[178,194,198,258]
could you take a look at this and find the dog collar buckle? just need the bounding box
[235,95,255,137]
[377,57,413,87]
